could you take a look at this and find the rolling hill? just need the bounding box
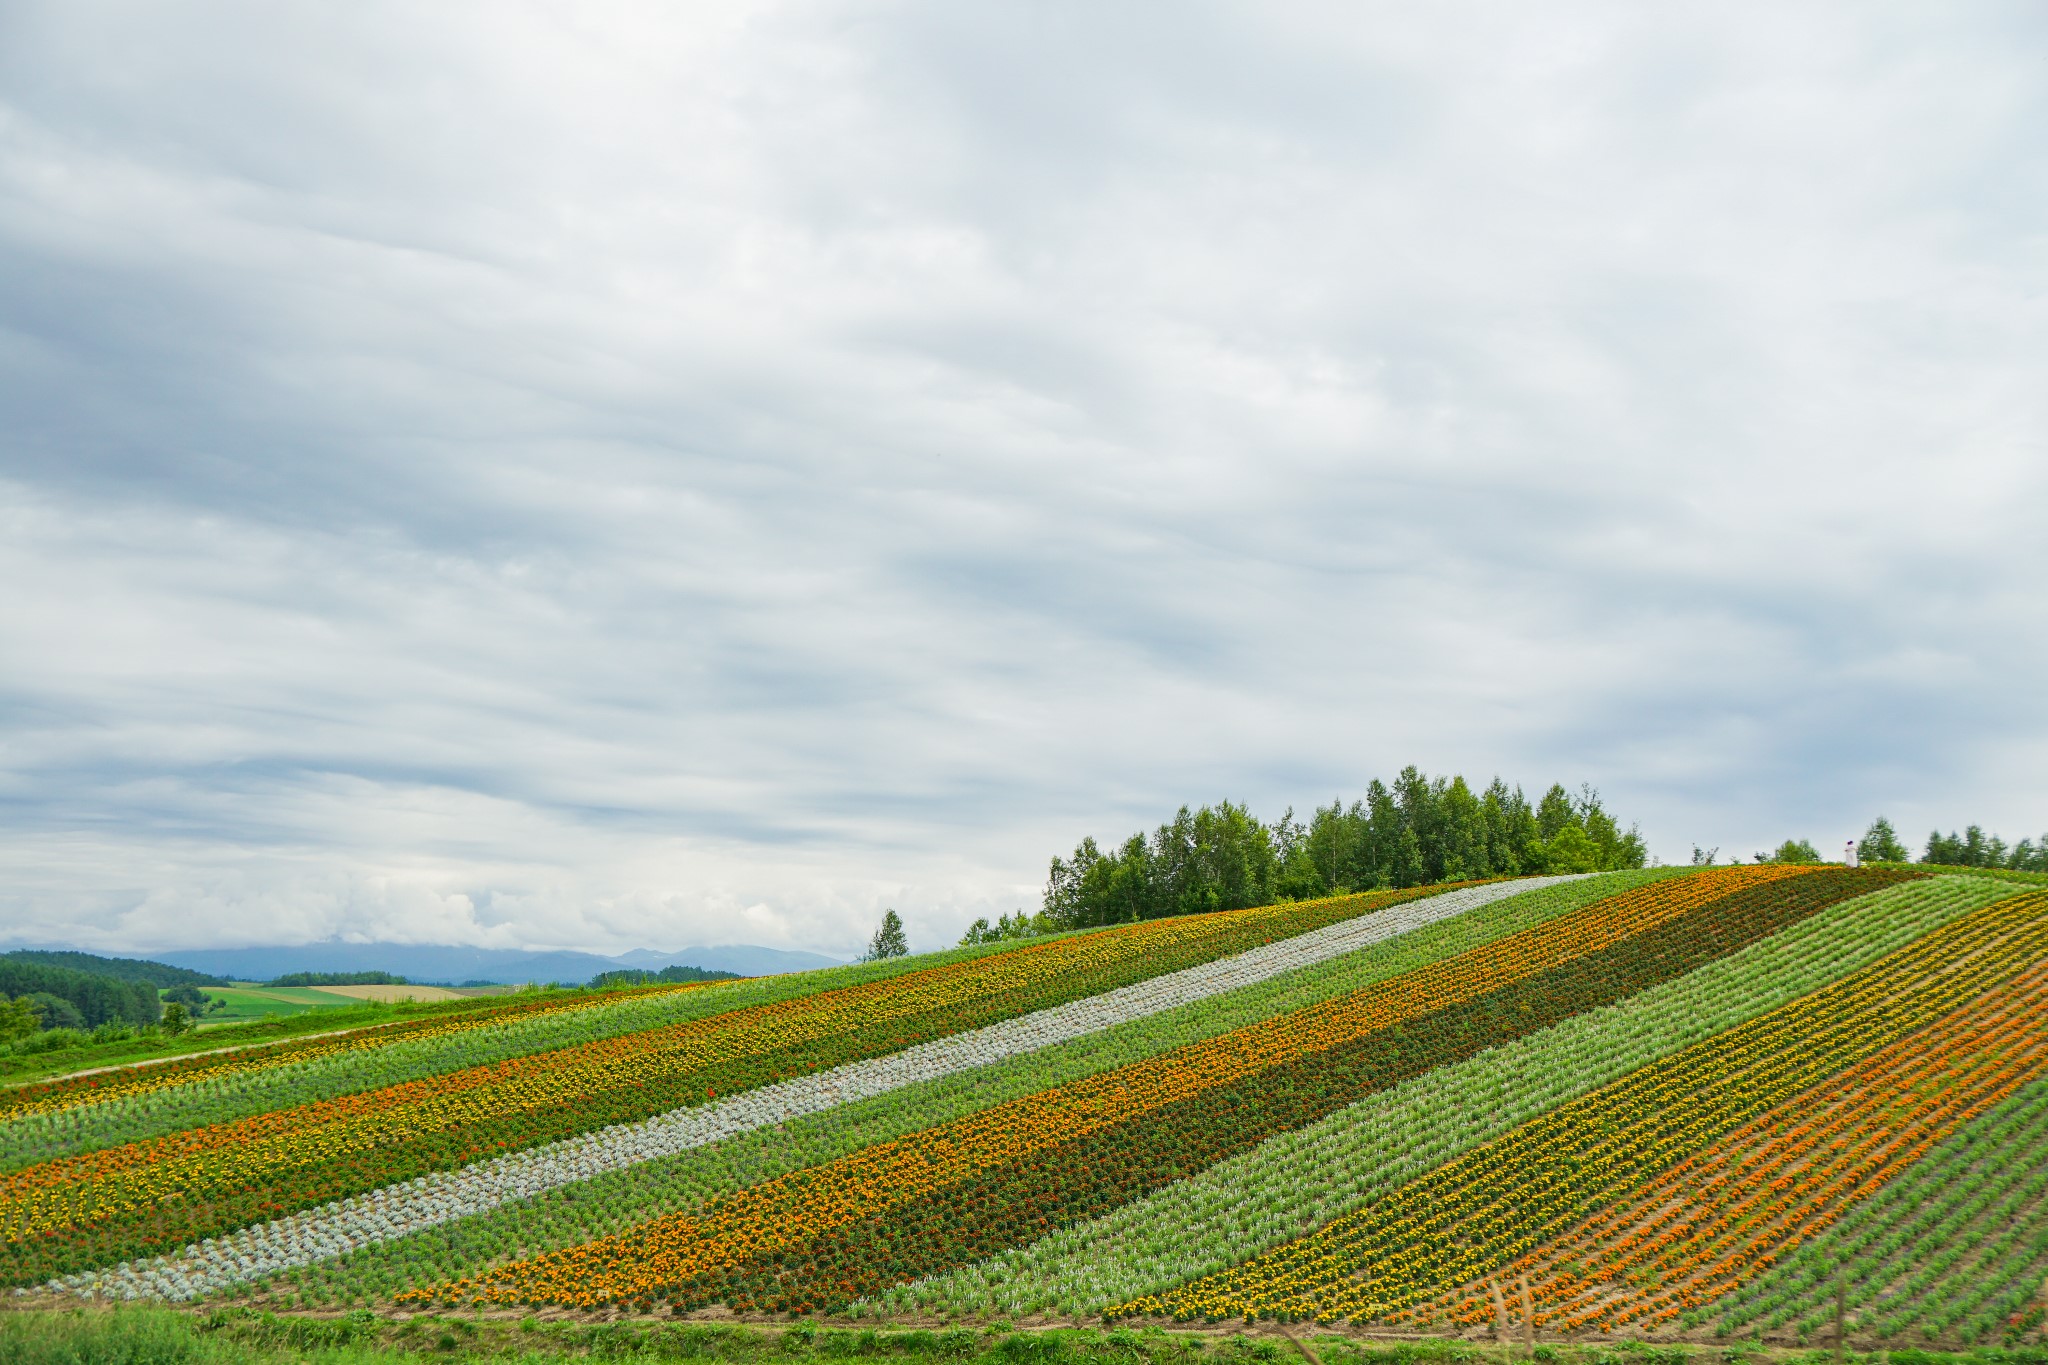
[5,864,2044,1351]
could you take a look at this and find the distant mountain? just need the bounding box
[149,940,843,986]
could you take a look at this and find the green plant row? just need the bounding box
[1716,1072,2048,1347]
[889,875,2017,1319]
[267,873,1679,1307]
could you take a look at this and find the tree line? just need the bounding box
[1856,816,2048,871]
[958,769,1646,943]
[266,970,410,988]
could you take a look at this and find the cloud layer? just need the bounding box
[2,2,2043,957]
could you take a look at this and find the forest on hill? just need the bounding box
[1039,768,1642,931]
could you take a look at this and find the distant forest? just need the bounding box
[1007,768,1645,937]
[266,971,410,988]
[589,965,744,988]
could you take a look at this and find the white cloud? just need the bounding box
[1,2,2043,956]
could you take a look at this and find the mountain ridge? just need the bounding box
[36,940,845,985]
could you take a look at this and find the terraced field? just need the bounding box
[9,864,2045,1351]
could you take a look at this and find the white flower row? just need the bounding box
[58,876,1583,1302]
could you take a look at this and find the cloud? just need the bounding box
[1,2,2044,956]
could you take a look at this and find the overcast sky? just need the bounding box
[1,3,2043,960]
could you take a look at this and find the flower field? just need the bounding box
[891,871,2016,1318]
[176,872,1655,1306]
[1112,887,2048,1328]
[14,862,2047,1351]
[410,866,1906,1313]
[0,880,1496,1286]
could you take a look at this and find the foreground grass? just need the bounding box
[4,1309,2046,1365]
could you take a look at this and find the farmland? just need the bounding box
[4,865,2044,1357]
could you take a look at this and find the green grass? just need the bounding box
[193,985,360,1025]
[1,1306,2042,1365]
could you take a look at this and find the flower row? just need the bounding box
[1457,955,2048,1335]
[1715,1066,2048,1345]
[1117,886,2048,1326]
[0,984,710,1119]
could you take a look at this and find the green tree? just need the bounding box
[160,1001,192,1036]
[0,996,38,1044]
[1758,838,1821,864]
[24,992,84,1031]
[958,910,1053,947]
[864,909,909,961]
[1857,817,1911,864]
[1925,826,2003,867]
[1540,822,1603,873]
[1039,768,1644,924]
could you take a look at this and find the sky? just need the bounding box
[1,3,2043,961]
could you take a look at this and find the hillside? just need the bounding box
[0,948,227,989]
[5,865,2045,1352]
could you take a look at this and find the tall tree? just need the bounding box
[863,909,909,961]
[1854,817,1910,863]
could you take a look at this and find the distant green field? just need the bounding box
[193,984,361,1026]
